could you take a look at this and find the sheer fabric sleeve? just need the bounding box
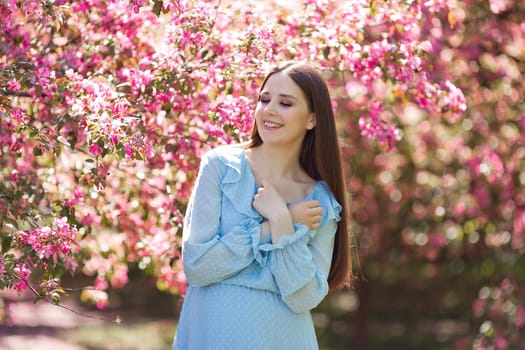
[258,192,341,313]
[181,150,261,287]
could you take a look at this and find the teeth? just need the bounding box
[264,121,282,128]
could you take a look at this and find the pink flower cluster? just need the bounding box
[442,80,467,119]
[467,148,505,185]
[358,100,402,150]
[9,217,79,293]
[65,186,85,208]
[65,73,140,158]
[157,262,187,295]
[12,264,31,294]
[214,95,255,135]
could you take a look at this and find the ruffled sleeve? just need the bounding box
[182,148,261,287]
[259,184,342,314]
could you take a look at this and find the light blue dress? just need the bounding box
[172,145,342,350]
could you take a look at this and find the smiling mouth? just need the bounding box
[263,120,283,129]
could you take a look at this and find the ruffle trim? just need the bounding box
[244,218,267,266]
[317,182,343,224]
[216,146,262,220]
[259,223,313,252]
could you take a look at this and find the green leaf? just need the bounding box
[1,235,13,253]
[322,46,330,60]
[34,84,43,97]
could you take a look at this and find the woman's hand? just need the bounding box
[289,200,323,230]
[253,180,294,244]
[252,180,289,221]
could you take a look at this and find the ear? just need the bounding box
[306,113,316,130]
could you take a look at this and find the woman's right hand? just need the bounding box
[288,200,323,230]
[252,180,289,221]
[253,180,294,243]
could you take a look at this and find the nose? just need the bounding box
[264,100,276,116]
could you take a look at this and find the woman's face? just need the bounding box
[254,72,316,147]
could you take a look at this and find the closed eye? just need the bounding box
[258,94,293,107]
[258,95,270,104]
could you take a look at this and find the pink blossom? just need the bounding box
[7,79,20,90]
[175,270,187,295]
[494,334,508,350]
[157,262,187,295]
[422,0,450,12]
[489,0,511,14]
[429,234,447,248]
[124,143,134,157]
[214,95,254,134]
[89,144,103,156]
[442,80,467,118]
[471,184,491,209]
[96,297,108,309]
[81,289,109,309]
[10,108,28,123]
[215,13,232,31]
[13,264,31,293]
[467,149,505,185]
[472,298,486,316]
[145,143,155,159]
[110,264,128,288]
[111,101,129,118]
[65,185,85,207]
[418,40,433,53]
[128,0,146,13]
[453,202,467,218]
[358,100,402,150]
[16,217,77,268]
[94,277,109,291]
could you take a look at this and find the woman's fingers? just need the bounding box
[303,200,320,208]
[311,214,322,227]
[308,206,323,215]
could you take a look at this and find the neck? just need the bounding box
[250,143,303,182]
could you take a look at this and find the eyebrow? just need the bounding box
[260,92,297,100]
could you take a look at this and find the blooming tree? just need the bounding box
[0,0,461,301]
[3,0,521,347]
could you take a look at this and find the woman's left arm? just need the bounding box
[260,216,338,314]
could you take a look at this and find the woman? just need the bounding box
[173,62,351,349]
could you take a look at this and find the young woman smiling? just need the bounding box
[173,62,352,350]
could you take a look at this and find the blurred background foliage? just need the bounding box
[336,0,525,348]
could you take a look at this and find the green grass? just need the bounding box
[62,319,177,350]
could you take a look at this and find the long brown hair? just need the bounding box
[247,62,352,290]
